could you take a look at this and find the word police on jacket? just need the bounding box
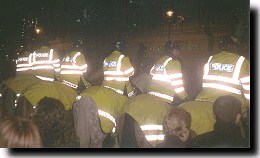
[154,64,165,71]
[35,53,49,58]
[210,62,234,72]
[104,61,117,68]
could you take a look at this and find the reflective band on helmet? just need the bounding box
[148,91,173,101]
[203,83,241,94]
[104,86,124,95]
[62,80,78,89]
[145,135,165,141]
[98,109,116,132]
[36,76,54,81]
[140,125,163,131]
[104,77,129,81]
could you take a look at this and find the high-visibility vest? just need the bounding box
[21,81,77,110]
[180,100,245,137]
[32,46,60,81]
[123,94,171,147]
[147,55,188,103]
[79,86,129,134]
[102,51,135,97]
[196,51,250,113]
[16,51,33,76]
[60,51,88,89]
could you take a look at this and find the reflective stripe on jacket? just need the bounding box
[80,86,129,134]
[32,46,60,81]
[147,55,188,103]
[60,51,88,89]
[102,51,135,96]
[16,51,33,76]
[123,94,171,147]
[196,51,250,112]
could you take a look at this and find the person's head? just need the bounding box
[113,41,126,53]
[32,97,78,147]
[16,96,35,119]
[0,117,42,148]
[218,35,238,52]
[213,95,241,124]
[164,41,180,57]
[163,107,191,142]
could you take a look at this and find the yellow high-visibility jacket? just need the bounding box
[102,51,135,98]
[16,51,33,76]
[122,94,171,147]
[32,46,60,81]
[180,100,245,137]
[21,81,77,110]
[196,51,250,114]
[60,51,88,89]
[147,55,188,103]
[80,86,129,134]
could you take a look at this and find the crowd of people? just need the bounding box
[0,34,250,148]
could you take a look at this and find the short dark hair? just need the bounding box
[163,107,191,136]
[213,96,241,123]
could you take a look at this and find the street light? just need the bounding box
[166,10,174,41]
[35,28,41,34]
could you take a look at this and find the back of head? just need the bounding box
[0,117,42,148]
[163,107,191,142]
[113,41,126,53]
[218,35,238,52]
[213,95,241,123]
[16,96,35,119]
[32,97,65,125]
[164,41,180,56]
[32,97,78,147]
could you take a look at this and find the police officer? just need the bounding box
[180,35,250,137]
[102,41,135,98]
[147,41,188,105]
[31,42,60,82]
[15,51,33,76]
[196,35,250,117]
[59,40,89,93]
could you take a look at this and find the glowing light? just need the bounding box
[166,10,174,18]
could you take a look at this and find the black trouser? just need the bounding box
[120,114,137,148]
